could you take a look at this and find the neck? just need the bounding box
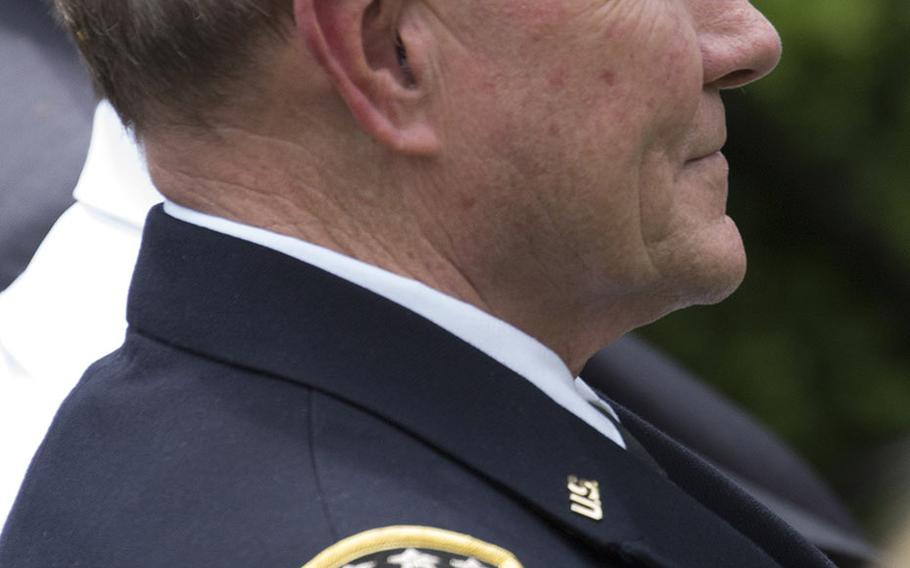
[146,125,641,374]
[147,123,495,319]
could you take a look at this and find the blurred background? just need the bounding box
[640,0,910,546]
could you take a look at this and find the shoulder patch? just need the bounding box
[302,525,523,568]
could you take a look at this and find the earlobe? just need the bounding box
[294,0,439,155]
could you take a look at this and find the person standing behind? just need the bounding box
[0,101,161,527]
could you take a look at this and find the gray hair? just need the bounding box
[54,0,293,133]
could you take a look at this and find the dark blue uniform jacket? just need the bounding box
[0,207,835,567]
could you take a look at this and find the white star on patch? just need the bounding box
[387,548,441,568]
[342,563,377,568]
[450,558,487,568]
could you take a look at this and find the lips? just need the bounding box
[682,150,728,175]
[685,143,726,164]
[688,150,724,163]
[686,122,727,164]
[686,150,724,166]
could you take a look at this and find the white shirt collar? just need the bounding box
[164,200,626,448]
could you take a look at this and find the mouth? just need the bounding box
[685,150,726,166]
[685,129,727,165]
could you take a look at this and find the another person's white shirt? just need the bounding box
[0,101,624,530]
[0,102,162,527]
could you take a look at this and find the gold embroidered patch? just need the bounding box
[302,526,523,568]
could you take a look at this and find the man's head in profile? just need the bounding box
[56,0,781,372]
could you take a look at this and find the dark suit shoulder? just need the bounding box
[1,332,333,567]
[1,332,605,567]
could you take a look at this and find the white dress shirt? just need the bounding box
[0,100,624,530]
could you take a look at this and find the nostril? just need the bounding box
[702,9,783,90]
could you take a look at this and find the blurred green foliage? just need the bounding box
[640,0,910,532]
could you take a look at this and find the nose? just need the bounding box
[700,1,783,89]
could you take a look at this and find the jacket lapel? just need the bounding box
[127,207,823,567]
[617,404,834,567]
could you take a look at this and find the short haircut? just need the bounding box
[54,0,293,133]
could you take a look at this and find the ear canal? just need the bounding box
[395,33,416,86]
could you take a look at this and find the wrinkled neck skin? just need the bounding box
[147,118,676,375]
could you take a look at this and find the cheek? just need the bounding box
[634,151,680,244]
[633,19,704,140]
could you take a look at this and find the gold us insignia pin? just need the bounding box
[302,525,523,568]
[567,476,603,521]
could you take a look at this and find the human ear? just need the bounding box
[295,0,439,155]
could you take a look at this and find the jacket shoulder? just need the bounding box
[1,332,332,567]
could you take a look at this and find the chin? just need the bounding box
[688,218,748,306]
[697,259,746,305]
[650,216,747,310]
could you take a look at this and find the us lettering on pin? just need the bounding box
[567,476,603,521]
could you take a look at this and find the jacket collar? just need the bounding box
[161,200,628,448]
[617,404,834,568]
[128,207,829,567]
